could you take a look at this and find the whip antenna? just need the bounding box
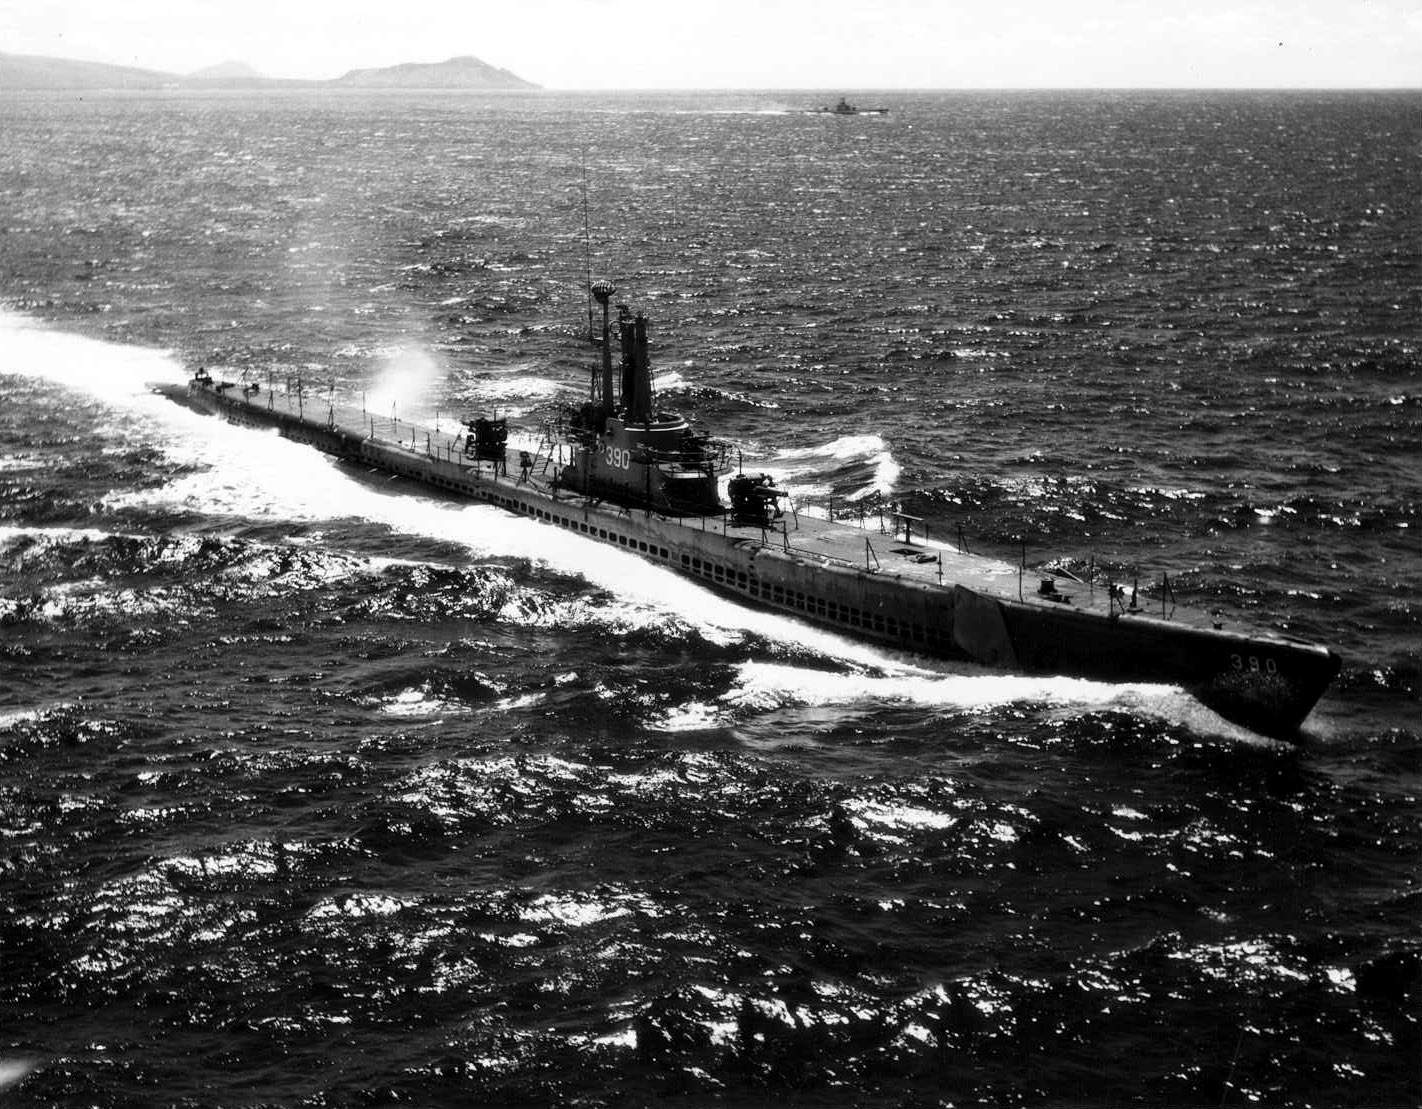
[582,145,594,342]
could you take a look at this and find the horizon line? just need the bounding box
[3,85,1420,93]
[4,51,1419,94]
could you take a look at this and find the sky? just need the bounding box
[3,0,1420,88]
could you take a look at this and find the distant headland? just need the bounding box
[0,52,539,91]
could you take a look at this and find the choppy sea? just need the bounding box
[0,88,1418,1107]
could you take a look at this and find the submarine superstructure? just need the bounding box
[559,281,723,516]
[156,284,1341,739]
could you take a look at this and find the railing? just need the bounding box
[235,386,1199,618]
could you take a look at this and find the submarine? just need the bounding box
[806,98,889,115]
[156,280,1340,739]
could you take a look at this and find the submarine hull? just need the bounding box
[156,377,1339,740]
[991,593,1340,735]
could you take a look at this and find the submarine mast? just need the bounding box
[591,279,616,410]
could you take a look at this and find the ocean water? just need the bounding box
[0,89,1418,1107]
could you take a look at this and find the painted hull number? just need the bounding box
[1231,653,1278,676]
[605,446,631,470]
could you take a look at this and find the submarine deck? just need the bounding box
[160,375,1341,737]
[217,382,1300,651]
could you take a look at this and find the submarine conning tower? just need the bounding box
[561,283,724,516]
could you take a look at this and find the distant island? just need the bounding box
[0,52,539,91]
[332,57,535,90]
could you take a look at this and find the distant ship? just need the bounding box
[156,281,1339,740]
[808,97,888,115]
